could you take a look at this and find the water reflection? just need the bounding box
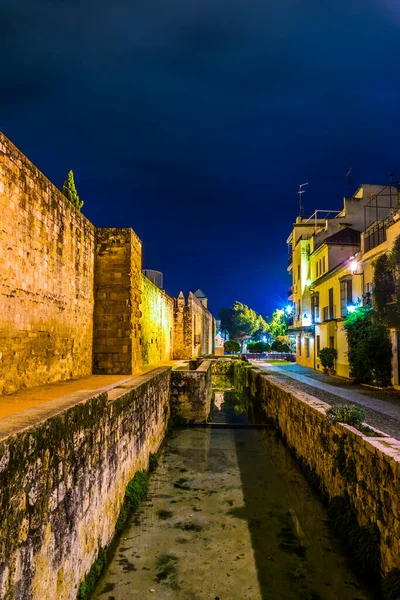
[93,385,371,600]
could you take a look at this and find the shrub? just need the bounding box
[326,403,366,427]
[271,340,291,353]
[247,341,270,353]
[319,347,338,373]
[344,306,392,386]
[224,340,240,353]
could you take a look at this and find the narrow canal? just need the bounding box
[93,383,370,600]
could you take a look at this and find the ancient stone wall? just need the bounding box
[235,363,400,578]
[170,360,212,422]
[93,229,142,375]
[173,292,215,359]
[0,367,171,600]
[0,133,95,394]
[141,275,174,365]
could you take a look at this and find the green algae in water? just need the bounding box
[157,509,173,520]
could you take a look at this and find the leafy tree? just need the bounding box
[268,309,289,339]
[224,340,240,353]
[218,308,234,338]
[344,306,392,387]
[62,170,84,210]
[231,302,268,350]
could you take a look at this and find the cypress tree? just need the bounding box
[62,170,84,210]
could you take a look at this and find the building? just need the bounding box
[287,184,400,380]
[0,131,215,394]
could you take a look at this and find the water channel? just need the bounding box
[93,382,371,600]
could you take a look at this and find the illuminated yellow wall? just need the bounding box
[141,275,174,365]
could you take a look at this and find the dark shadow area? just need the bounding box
[216,386,371,600]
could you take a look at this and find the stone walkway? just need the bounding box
[0,360,186,420]
[254,361,400,439]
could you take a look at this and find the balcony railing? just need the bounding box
[364,218,390,253]
[288,253,293,266]
[288,285,293,298]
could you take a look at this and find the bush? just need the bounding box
[224,340,240,353]
[247,341,270,353]
[326,403,366,427]
[344,306,392,386]
[319,347,338,373]
[271,340,290,353]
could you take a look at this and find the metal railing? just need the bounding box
[364,217,391,252]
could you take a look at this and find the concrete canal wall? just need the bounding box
[0,368,171,600]
[235,362,400,585]
[170,360,212,423]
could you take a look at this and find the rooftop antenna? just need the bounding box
[298,182,308,218]
[346,167,352,187]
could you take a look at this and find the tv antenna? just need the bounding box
[298,182,308,218]
[346,167,352,187]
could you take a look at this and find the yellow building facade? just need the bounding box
[287,184,400,382]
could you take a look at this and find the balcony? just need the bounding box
[364,219,390,253]
[288,285,293,299]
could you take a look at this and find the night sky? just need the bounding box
[2,1,400,317]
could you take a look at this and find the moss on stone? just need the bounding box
[149,453,158,472]
[328,493,381,582]
[77,546,107,600]
[115,471,149,533]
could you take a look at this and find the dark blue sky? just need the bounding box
[2,1,400,316]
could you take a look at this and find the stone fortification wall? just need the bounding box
[141,274,174,365]
[93,229,142,375]
[0,133,95,394]
[235,363,400,580]
[170,360,212,422]
[0,367,171,600]
[173,292,215,359]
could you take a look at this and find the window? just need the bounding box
[322,256,326,273]
[323,306,329,321]
[306,337,310,358]
[311,294,320,322]
[297,265,300,281]
[328,287,334,319]
[329,336,334,349]
[297,300,301,319]
[316,262,319,278]
[297,335,302,356]
[340,279,353,317]
[316,335,320,356]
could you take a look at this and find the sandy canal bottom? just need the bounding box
[93,390,370,600]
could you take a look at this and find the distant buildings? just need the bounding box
[287,184,400,383]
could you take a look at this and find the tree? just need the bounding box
[62,170,84,210]
[268,309,289,339]
[224,340,240,354]
[231,302,268,350]
[218,308,234,339]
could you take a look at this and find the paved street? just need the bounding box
[255,361,400,439]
